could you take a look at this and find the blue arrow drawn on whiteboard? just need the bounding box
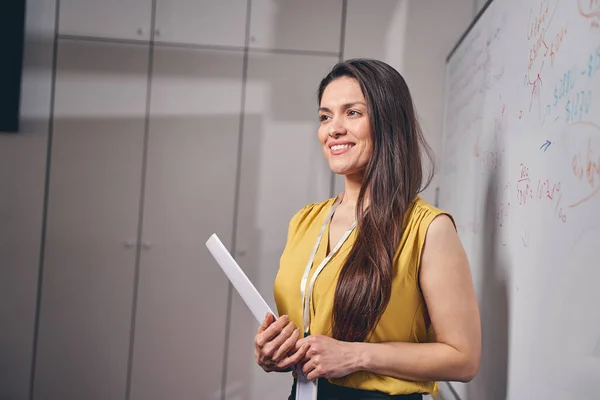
[540,140,552,152]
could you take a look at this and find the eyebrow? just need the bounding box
[318,101,367,113]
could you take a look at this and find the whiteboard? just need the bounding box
[440,0,600,399]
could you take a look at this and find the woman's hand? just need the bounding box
[297,334,359,380]
[254,313,308,372]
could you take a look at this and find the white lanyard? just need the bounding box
[300,196,357,335]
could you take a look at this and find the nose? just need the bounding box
[328,119,347,138]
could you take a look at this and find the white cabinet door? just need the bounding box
[59,0,153,41]
[154,0,247,47]
[226,52,336,400]
[33,39,149,400]
[128,47,244,400]
[249,0,343,53]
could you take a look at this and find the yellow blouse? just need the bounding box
[274,195,452,395]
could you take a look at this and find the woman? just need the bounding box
[254,59,481,399]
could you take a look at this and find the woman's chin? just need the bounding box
[328,166,367,184]
[329,166,349,176]
[327,160,347,173]
[328,161,360,176]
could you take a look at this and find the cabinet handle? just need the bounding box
[142,242,153,250]
[137,27,144,36]
[124,240,136,249]
[154,29,161,37]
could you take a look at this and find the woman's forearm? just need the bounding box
[351,341,478,383]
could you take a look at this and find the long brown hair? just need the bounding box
[317,59,434,342]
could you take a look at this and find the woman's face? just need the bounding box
[318,77,373,178]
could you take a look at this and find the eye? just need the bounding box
[319,114,330,122]
[347,109,361,117]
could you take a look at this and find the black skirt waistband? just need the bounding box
[288,378,424,400]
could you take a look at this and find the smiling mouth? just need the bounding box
[330,144,354,151]
[329,143,355,155]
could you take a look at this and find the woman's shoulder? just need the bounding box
[396,196,456,266]
[406,196,455,231]
[288,197,336,231]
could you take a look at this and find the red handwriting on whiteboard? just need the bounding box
[517,178,534,205]
[548,26,567,66]
[516,163,567,222]
[490,182,512,246]
[476,117,506,168]
[536,178,561,200]
[556,194,568,223]
[527,0,551,41]
[526,0,561,116]
[578,0,600,28]
[497,201,510,228]
[481,148,505,170]
[517,163,533,205]
[520,163,530,180]
[528,73,543,113]
[496,183,512,228]
[527,0,554,70]
[571,133,600,207]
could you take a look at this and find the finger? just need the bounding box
[263,314,290,340]
[255,313,275,349]
[277,343,308,369]
[257,312,275,333]
[295,337,307,349]
[272,327,299,362]
[264,314,291,336]
[306,367,320,382]
[299,342,317,363]
[256,315,288,348]
[302,358,315,378]
[295,334,316,350]
[261,321,297,358]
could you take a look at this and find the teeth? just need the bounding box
[331,144,353,151]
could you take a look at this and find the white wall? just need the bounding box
[0,0,56,398]
[0,1,479,399]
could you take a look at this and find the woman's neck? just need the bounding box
[341,172,366,209]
